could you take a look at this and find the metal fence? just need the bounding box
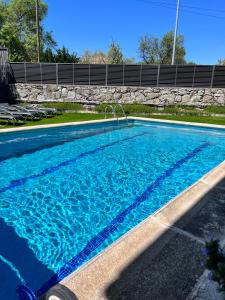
[7,62,225,88]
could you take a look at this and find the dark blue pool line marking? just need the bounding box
[0,123,132,163]
[17,141,211,299]
[0,131,149,195]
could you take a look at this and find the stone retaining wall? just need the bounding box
[14,84,225,107]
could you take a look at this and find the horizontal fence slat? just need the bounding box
[158,65,176,87]
[90,64,106,85]
[58,63,73,85]
[9,63,26,83]
[26,63,41,84]
[41,63,56,84]
[124,65,141,86]
[5,63,225,88]
[141,65,158,86]
[212,66,225,88]
[74,64,89,85]
[193,65,213,87]
[107,65,124,86]
[176,65,195,87]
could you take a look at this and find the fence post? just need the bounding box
[192,65,196,88]
[175,64,178,87]
[139,64,142,87]
[73,63,75,86]
[122,63,125,86]
[210,65,215,88]
[56,63,58,85]
[24,62,27,83]
[105,64,108,86]
[157,64,160,87]
[89,64,91,86]
[40,63,42,85]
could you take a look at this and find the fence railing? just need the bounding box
[6,62,225,88]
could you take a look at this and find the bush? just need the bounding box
[204,106,225,114]
[204,240,225,292]
[42,102,83,111]
[95,103,156,114]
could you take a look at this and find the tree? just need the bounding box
[80,50,107,64]
[41,47,55,62]
[139,35,160,64]
[41,46,80,63]
[107,41,124,64]
[139,31,186,64]
[55,46,79,63]
[160,31,186,64]
[218,59,225,65]
[0,0,56,62]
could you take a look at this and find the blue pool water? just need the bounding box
[1,119,225,299]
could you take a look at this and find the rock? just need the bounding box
[61,88,68,97]
[37,94,45,101]
[68,91,76,99]
[14,83,225,107]
[182,94,191,103]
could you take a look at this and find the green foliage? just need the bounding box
[43,102,83,111]
[205,240,225,292]
[139,35,160,64]
[139,31,186,64]
[218,59,225,65]
[41,46,80,63]
[121,104,155,114]
[204,106,225,114]
[0,0,56,62]
[95,104,214,116]
[95,103,156,114]
[107,41,124,64]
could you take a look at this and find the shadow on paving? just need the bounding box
[0,218,54,300]
[104,177,225,300]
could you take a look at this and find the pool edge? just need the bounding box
[0,118,126,133]
[61,158,225,300]
[1,116,225,133]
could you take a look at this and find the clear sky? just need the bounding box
[44,0,225,64]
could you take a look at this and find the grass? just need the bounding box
[1,112,225,129]
[141,114,225,125]
[1,103,225,129]
[0,113,111,128]
[42,102,83,111]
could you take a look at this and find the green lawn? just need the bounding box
[143,114,225,125]
[1,112,225,129]
[0,113,111,128]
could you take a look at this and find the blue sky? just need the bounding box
[44,0,225,64]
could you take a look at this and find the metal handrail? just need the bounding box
[104,104,116,119]
[114,104,128,124]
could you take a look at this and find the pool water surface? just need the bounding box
[1,119,225,299]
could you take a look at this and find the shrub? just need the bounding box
[204,240,225,292]
[204,106,225,114]
[95,103,156,114]
[42,102,83,111]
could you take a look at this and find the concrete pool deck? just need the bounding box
[1,116,225,299]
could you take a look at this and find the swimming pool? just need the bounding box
[1,118,225,299]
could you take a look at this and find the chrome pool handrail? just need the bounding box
[114,104,128,124]
[104,104,116,119]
